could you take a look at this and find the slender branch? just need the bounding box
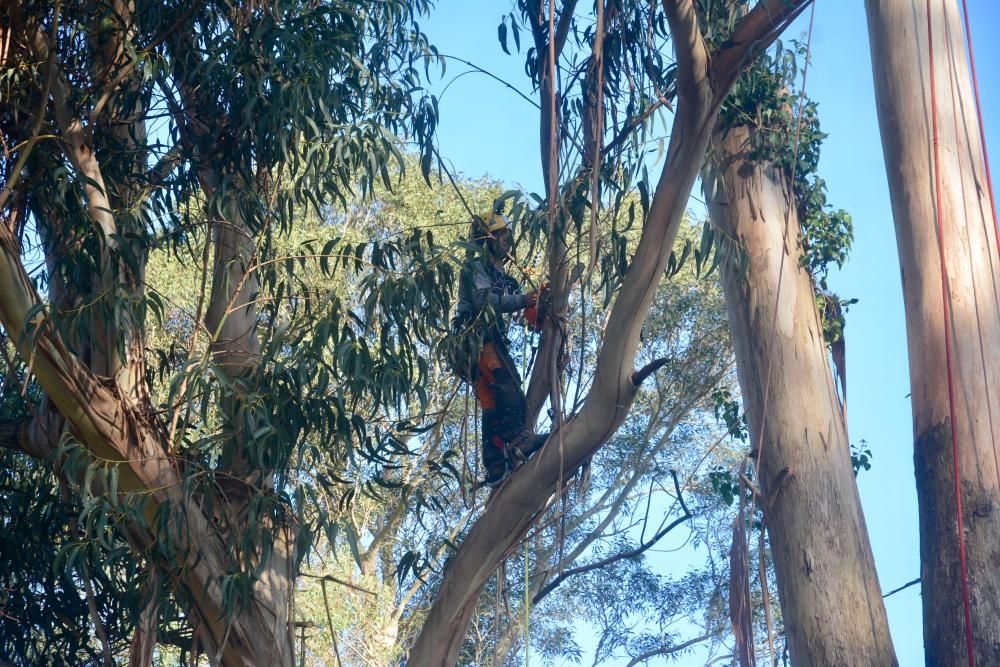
[624,633,713,667]
[882,577,920,599]
[586,0,605,274]
[532,470,691,604]
[602,99,669,158]
[437,54,539,110]
[299,572,377,597]
[320,580,344,667]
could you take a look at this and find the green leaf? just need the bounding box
[498,21,510,55]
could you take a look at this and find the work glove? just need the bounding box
[524,283,549,332]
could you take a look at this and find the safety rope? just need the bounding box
[958,0,1000,256]
[925,1,975,663]
[947,1,1000,492]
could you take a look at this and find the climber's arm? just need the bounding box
[469,262,530,313]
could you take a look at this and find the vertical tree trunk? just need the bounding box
[704,125,897,666]
[866,1,1000,663]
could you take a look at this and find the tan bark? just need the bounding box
[866,1,1000,663]
[704,126,897,665]
[407,2,811,663]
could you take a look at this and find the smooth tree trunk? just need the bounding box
[704,126,897,666]
[866,1,1000,663]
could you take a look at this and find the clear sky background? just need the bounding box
[420,1,1000,665]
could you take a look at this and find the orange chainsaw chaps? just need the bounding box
[473,342,504,410]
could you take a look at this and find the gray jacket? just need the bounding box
[453,258,527,339]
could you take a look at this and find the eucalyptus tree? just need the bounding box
[0,1,445,664]
[867,0,1000,663]
[702,35,896,664]
[409,1,815,663]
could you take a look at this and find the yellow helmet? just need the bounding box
[479,211,509,233]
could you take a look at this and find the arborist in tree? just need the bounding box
[452,211,549,487]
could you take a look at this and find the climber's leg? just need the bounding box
[481,412,509,486]
[473,341,548,482]
[475,343,512,485]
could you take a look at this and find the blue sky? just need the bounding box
[421,1,1000,665]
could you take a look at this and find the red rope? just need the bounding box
[958,0,1000,257]
[926,1,975,664]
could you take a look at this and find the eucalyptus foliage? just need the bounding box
[1,0,454,661]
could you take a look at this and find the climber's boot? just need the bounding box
[507,430,549,465]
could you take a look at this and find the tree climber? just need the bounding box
[452,211,549,487]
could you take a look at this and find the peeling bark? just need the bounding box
[866,1,1000,663]
[704,126,896,666]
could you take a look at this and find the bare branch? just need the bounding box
[883,577,920,599]
[299,573,377,597]
[631,356,669,386]
[624,633,714,667]
[532,470,691,604]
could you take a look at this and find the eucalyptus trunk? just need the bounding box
[704,125,897,666]
[866,0,1000,663]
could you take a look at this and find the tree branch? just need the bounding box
[533,470,691,604]
[631,356,669,386]
[883,577,920,599]
[661,0,711,102]
[410,0,805,659]
[89,0,203,124]
[553,0,579,58]
[710,0,813,90]
[624,633,713,667]
[0,2,59,213]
